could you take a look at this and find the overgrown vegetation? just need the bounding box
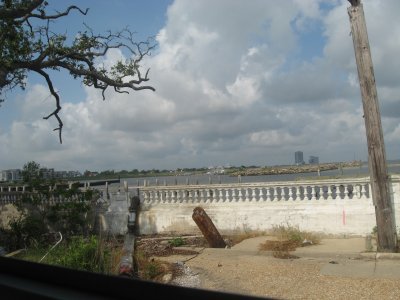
[0,161,98,253]
[2,187,96,252]
[14,235,124,275]
[134,250,170,280]
[259,224,321,259]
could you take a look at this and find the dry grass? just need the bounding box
[134,249,175,281]
[259,224,321,259]
[225,230,267,246]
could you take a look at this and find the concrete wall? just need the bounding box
[1,175,399,237]
[134,175,400,237]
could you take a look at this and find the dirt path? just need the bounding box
[156,236,400,299]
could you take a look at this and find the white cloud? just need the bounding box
[1,0,399,171]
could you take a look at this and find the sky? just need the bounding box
[1,0,399,172]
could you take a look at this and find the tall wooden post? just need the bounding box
[347,0,397,252]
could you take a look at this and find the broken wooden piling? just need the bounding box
[192,206,226,248]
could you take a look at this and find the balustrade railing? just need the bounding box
[3,176,398,207]
[133,177,376,204]
[0,191,89,205]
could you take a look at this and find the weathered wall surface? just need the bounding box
[135,175,400,237]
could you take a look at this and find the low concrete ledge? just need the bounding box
[360,252,400,260]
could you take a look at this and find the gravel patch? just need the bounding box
[184,250,400,299]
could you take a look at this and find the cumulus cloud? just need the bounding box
[1,0,399,171]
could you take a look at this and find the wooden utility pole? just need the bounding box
[347,0,397,252]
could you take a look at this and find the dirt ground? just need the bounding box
[135,235,400,300]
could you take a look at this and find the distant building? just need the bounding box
[0,167,81,182]
[0,169,22,182]
[309,156,319,164]
[40,168,82,179]
[294,151,304,165]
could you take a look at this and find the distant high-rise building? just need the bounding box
[294,151,304,165]
[309,156,319,164]
[0,169,21,182]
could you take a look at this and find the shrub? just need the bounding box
[43,236,110,273]
[1,187,97,252]
[168,237,185,247]
[270,224,320,246]
[259,224,321,259]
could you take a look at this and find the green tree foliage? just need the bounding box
[46,235,110,273]
[0,0,156,143]
[1,160,98,252]
[4,184,96,251]
[21,160,42,184]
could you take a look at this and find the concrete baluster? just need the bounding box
[197,190,202,202]
[154,190,160,202]
[330,185,337,199]
[223,189,229,202]
[160,190,165,202]
[165,190,170,202]
[171,190,176,202]
[326,185,333,200]
[160,190,165,203]
[265,188,271,201]
[310,186,316,200]
[214,189,220,202]
[355,184,361,198]
[361,183,368,198]
[230,188,236,202]
[188,190,192,202]
[244,188,250,202]
[191,190,196,202]
[217,189,223,202]
[259,188,265,201]
[148,191,153,202]
[206,189,211,202]
[143,191,149,203]
[288,186,294,201]
[251,188,257,201]
[212,189,217,202]
[200,189,205,202]
[272,187,278,201]
[238,188,243,202]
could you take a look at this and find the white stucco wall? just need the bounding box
[136,175,400,237]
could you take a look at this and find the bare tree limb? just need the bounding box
[0,1,156,142]
[33,68,63,143]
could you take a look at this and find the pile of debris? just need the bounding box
[135,235,207,257]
